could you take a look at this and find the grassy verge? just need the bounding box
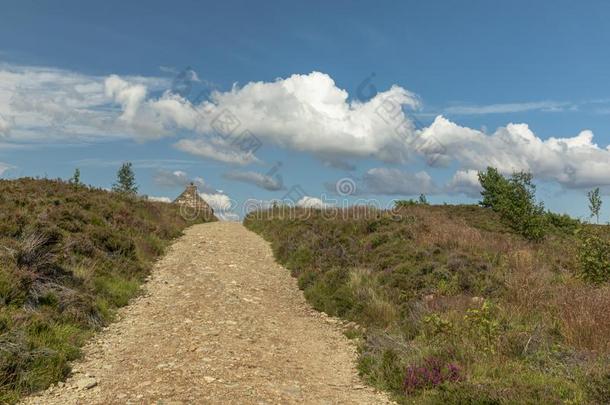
[244,205,610,404]
[0,178,213,403]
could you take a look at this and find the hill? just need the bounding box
[0,178,213,403]
[245,204,610,404]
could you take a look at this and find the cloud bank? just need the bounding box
[0,64,167,142]
[420,116,610,189]
[1,63,609,194]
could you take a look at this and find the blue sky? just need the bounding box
[1,0,609,220]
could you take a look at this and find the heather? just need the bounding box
[245,202,610,404]
[0,178,211,403]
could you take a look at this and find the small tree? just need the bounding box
[70,168,81,186]
[587,187,602,224]
[478,167,547,241]
[112,162,138,195]
[479,167,510,209]
[418,194,429,205]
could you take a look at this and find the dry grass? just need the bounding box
[348,268,399,328]
[555,282,610,354]
[504,249,555,312]
[411,206,484,250]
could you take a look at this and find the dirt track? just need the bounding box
[23,222,393,404]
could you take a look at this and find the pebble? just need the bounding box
[75,377,97,390]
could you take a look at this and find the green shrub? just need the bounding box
[303,267,354,317]
[578,231,610,283]
[464,300,501,354]
[93,275,140,307]
[546,211,581,234]
[422,313,454,341]
[394,199,419,208]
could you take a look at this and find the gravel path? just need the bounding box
[23,222,393,404]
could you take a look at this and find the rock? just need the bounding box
[75,377,97,390]
[471,296,485,305]
[203,376,216,383]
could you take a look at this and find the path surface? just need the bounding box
[24,222,393,404]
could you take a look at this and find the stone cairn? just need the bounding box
[174,183,215,221]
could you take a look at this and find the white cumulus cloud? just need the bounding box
[110,71,421,164]
[188,72,420,162]
[420,116,610,188]
[297,196,333,209]
[2,63,610,192]
[446,169,482,197]
[200,192,239,221]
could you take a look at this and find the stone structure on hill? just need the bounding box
[174,183,215,221]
